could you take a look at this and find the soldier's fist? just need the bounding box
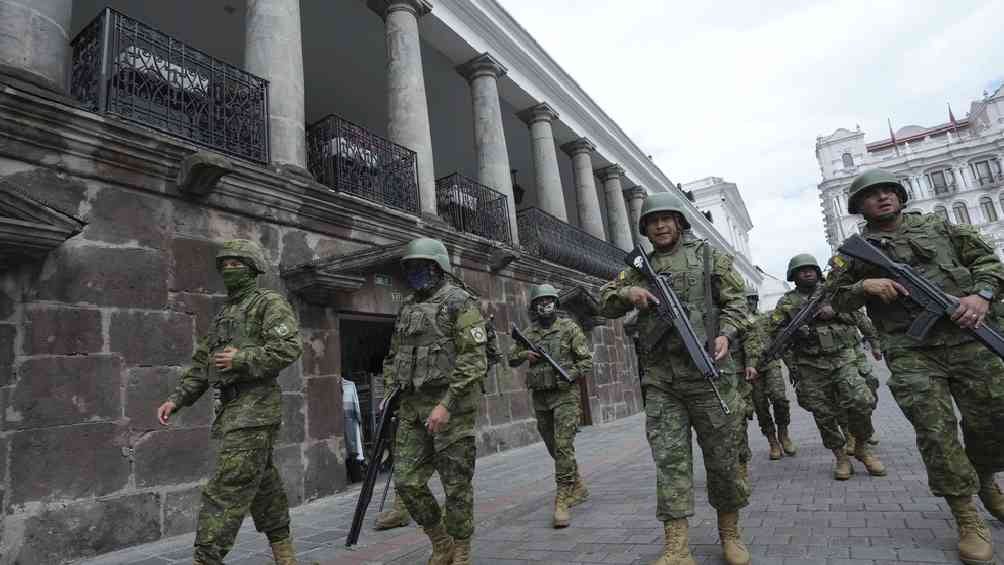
[213,346,239,371]
[527,351,542,364]
[623,286,659,310]
[157,401,177,426]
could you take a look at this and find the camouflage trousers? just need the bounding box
[735,377,753,465]
[532,384,581,487]
[395,393,477,540]
[838,349,880,430]
[792,349,875,450]
[194,426,291,564]
[751,364,790,437]
[644,375,749,522]
[885,342,1004,497]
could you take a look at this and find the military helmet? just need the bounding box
[847,168,909,214]
[639,191,691,233]
[529,283,560,305]
[216,239,268,273]
[786,253,821,282]
[401,237,451,273]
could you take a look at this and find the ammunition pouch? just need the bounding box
[215,379,264,405]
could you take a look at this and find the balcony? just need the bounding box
[435,173,512,246]
[517,207,626,280]
[70,8,269,163]
[306,114,420,215]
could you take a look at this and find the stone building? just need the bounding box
[0,1,752,561]
[816,84,1004,255]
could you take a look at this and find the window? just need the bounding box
[900,178,915,199]
[982,197,999,222]
[972,158,1001,186]
[842,152,854,168]
[953,202,971,225]
[934,206,950,222]
[929,169,956,195]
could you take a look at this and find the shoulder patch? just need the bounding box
[273,323,291,337]
[470,326,487,344]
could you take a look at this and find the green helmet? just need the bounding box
[217,239,268,273]
[639,191,691,233]
[401,237,451,273]
[786,253,821,282]
[847,168,908,214]
[529,283,560,304]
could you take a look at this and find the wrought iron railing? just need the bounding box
[306,114,420,215]
[517,207,626,279]
[435,173,512,245]
[70,8,269,163]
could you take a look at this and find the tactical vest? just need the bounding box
[525,319,570,390]
[391,284,467,391]
[637,240,712,354]
[206,289,271,383]
[785,290,858,355]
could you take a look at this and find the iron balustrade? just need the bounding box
[70,8,269,163]
[306,114,420,215]
[517,207,626,280]
[435,173,512,245]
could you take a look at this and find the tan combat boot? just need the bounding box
[978,473,1004,522]
[423,522,455,565]
[450,538,471,565]
[843,433,857,455]
[778,425,796,456]
[269,538,297,565]
[766,432,782,460]
[947,495,994,565]
[717,511,751,565]
[853,442,887,476]
[567,476,590,507]
[651,518,696,565]
[375,496,412,530]
[832,448,853,480]
[553,485,571,528]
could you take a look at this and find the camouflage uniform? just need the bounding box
[748,314,791,440]
[384,280,487,543]
[166,240,303,565]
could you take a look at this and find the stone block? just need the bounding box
[134,427,212,487]
[280,393,305,445]
[10,422,129,506]
[304,440,346,501]
[23,306,102,355]
[302,328,339,377]
[3,167,89,223]
[0,324,14,386]
[281,229,315,268]
[164,485,204,536]
[35,246,168,309]
[84,186,171,248]
[275,443,305,506]
[14,492,161,564]
[169,291,225,337]
[278,362,304,392]
[170,237,225,294]
[485,394,509,426]
[509,390,531,421]
[110,310,194,365]
[9,355,122,429]
[126,366,212,430]
[306,376,342,440]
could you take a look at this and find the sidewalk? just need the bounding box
[80,364,1004,564]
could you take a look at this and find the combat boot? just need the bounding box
[867,433,879,445]
[269,538,297,565]
[832,448,853,481]
[843,433,857,455]
[853,442,887,476]
[766,432,782,460]
[651,518,696,565]
[978,473,1004,522]
[375,496,412,530]
[553,485,571,528]
[450,538,471,565]
[423,522,455,565]
[947,496,994,565]
[567,476,590,507]
[778,425,796,455]
[717,510,751,565]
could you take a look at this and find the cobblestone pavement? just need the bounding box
[81,363,1004,564]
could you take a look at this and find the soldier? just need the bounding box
[156,239,303,565]
[766,253,886,481]
[381,238,487,565]
[828,169,1004,565]
[839,312,884,455]
[509,284,593,528]
[372,448,413,530]
[600,192,751,565]
[732,288,759,478]
[746,294,796,460]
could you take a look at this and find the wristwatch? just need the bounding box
[977,287,995,302]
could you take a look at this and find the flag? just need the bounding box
[888,118,900,156]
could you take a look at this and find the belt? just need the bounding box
[215,380,263,404]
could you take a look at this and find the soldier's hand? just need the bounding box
[952,295,991,329]
[744,367,758,382]
[426,403,450,433]
[157,401,177,426]
[624,286,659,310]
[213,346,239,371]
[712,335,729,361]
[527,351,542,364]
[816,305,835,320]
[861,278,908,303]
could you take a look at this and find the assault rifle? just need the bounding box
[838,234,1004,359]
[510,323,575,383]
[346,385,400,547]
[759,286,827,369]
[625,245,729,415]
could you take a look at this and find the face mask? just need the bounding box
[405,263,441,291]
[535,299,557,318]
[221,266,254,293]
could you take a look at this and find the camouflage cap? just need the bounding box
[217,239,268,273]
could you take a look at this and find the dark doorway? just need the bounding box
[340,315,395,483]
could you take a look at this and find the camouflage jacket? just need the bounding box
[828,211,1004,351]
[509,316,593,390]
[168,285,302,435]
[765,285,864,368]
[737,312,781,371]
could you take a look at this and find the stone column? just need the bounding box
[0,0,72,93]
[246,0,306,171]
[598,164,633,251]
[561,138,605,240]
[457,53,518,243]
[369,0,437,218]
[518,103,567,221]
[623,185,647,247]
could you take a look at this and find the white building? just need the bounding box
[816,85,1004,255]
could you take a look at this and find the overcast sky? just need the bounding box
[497,0,1004,280]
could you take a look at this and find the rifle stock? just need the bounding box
[510,323,575,383]
[346,386,400,547]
